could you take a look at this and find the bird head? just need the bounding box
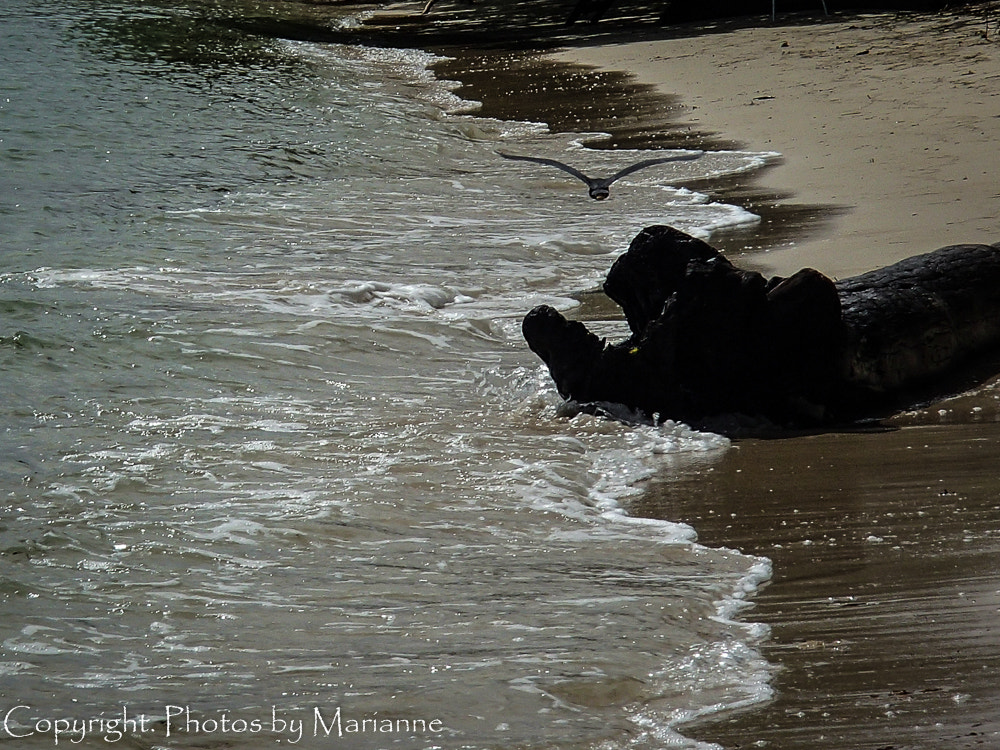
[589,187,610,200]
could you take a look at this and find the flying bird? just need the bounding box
[498,150,703,200]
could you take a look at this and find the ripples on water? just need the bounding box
[2,1,773,747]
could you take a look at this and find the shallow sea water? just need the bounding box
[1,1,775,747]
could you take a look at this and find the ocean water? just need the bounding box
[1,1,773,748]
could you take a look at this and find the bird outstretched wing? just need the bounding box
[497,151,594,187]
[605,151,704,185]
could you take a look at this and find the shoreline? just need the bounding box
[342,6,1000,749]
[354,5,1000,279]
[552,8,1000,278]
[535,10,1000,749]
[338,3,851,259]
[428,46,841,259]
[362,8,1000,750]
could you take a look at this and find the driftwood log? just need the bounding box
[523,225,1000,429]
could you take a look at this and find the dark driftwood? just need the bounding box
[523,225,1000,429]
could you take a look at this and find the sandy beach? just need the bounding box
[553,9,1000,278]
[548,8,1000,749]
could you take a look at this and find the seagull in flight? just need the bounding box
[498,150,703,200]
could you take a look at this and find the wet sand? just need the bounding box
[637,412,1000,749]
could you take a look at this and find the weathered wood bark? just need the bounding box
[523,226,1000,430]
[839,244,1000,393]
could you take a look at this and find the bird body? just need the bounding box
[498,150,703,199]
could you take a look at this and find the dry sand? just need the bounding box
[553,9,1000,279]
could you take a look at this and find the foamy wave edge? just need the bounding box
[506,368,774,750]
